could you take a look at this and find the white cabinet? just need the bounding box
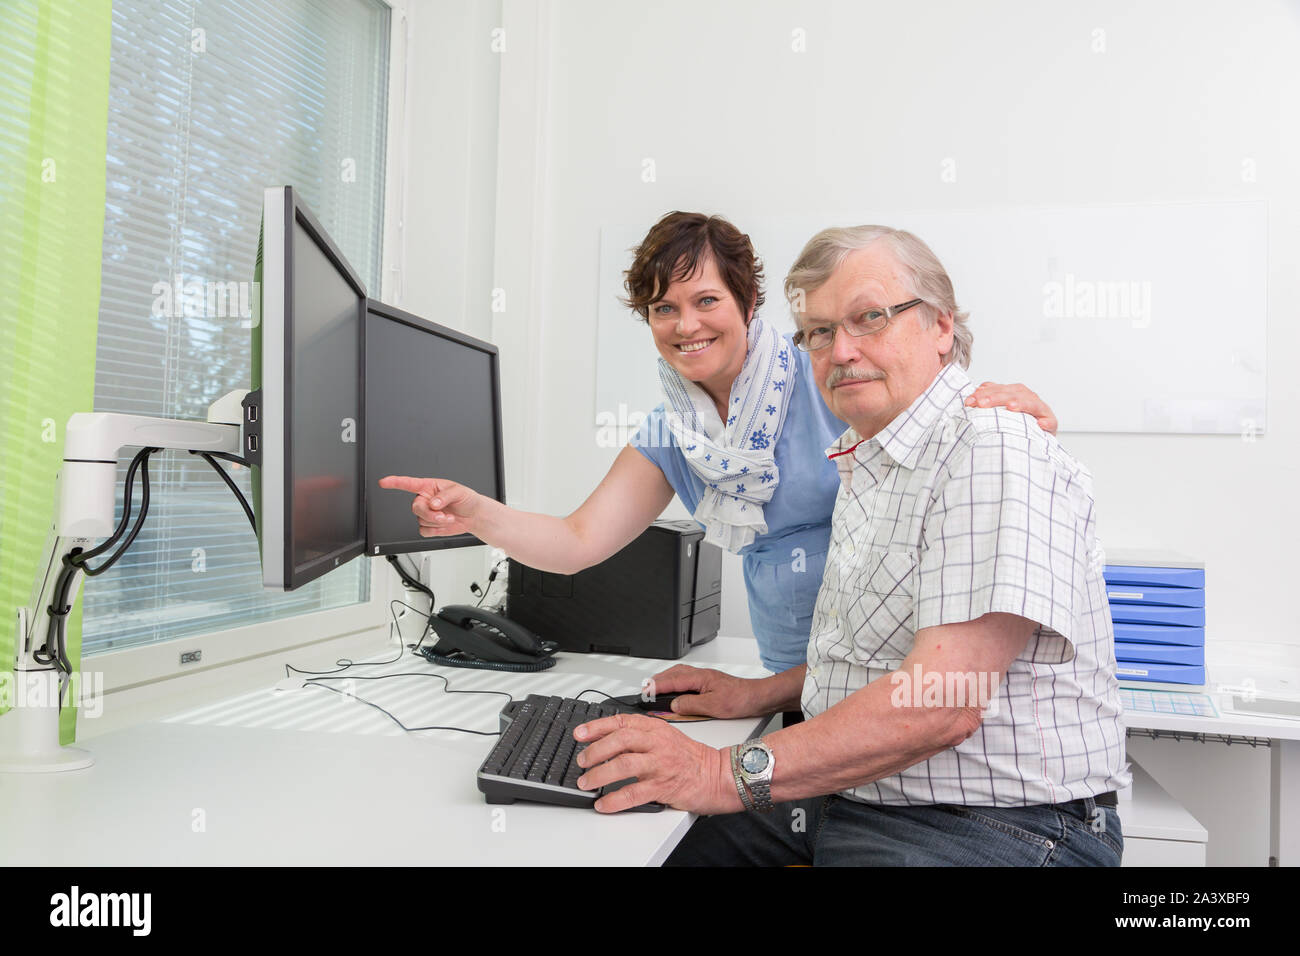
[1120,759,1208,867]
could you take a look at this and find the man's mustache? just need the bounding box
[825,365,885,390]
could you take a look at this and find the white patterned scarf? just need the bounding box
[657,316,795,553]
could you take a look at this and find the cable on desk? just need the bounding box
[282,599,434,679]
[575,688,628,705]
[284,597,515,735]
[301,671,513,736]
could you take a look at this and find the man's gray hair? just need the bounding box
[783,225,972,369]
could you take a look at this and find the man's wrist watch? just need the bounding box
[733,738,775,812]
[729,746,755,811]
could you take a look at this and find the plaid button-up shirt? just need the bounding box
[801,362,1130,806]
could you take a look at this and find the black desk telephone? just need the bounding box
[426,605,558,669]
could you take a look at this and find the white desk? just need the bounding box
[0,637,768,866]
[1119,640,1300,866]
[5,633,1282,866]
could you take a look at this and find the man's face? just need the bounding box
[799,243,954,437]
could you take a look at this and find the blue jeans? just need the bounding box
[664,794,1123,866]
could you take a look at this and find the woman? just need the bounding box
[380,212,1056,673]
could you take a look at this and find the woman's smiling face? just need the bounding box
[647,254,751,408]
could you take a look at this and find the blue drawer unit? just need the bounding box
[1108,604,1204,628]
[1113,622,1204,646]
[1104,558,1205,685]
[1113,662,1206,685]
[1113,641,1204,666]
[1104,565,1205,589]
[1104,584,1205,608]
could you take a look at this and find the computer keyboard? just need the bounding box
[476,693,662,811]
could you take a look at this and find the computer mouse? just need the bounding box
[613,691,696,712]
[631,691,695,711]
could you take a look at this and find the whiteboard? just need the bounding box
[595,201,1267,435]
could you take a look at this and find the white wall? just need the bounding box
[489,0,1300,864]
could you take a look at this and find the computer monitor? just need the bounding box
[247,185,367,590]
[364,300,505,555]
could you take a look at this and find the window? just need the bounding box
[83,0,391,655]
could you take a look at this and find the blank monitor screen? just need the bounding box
[289,215,365,569]
[251,185,366,589]
[365,301,505,555]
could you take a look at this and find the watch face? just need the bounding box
[740,746,769,775]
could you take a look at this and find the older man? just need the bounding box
[572,225,1130,866]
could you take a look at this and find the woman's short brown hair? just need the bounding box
[622,211,765,322]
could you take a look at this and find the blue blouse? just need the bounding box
[630,336,845,671]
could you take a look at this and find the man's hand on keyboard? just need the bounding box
[572,713,743,815]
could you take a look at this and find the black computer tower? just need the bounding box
[505,520,721,659]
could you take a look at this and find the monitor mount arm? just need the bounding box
[0,390,249,773]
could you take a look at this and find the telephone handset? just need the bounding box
[427,604,558,666]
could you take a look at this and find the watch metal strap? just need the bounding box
[730,745,755,811]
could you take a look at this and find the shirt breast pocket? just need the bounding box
[845,549,918,667]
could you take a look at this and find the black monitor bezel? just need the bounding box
[363,298,506,556]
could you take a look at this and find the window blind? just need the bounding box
[82,0,390,655]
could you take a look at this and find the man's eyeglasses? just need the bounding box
[792,298,924,352]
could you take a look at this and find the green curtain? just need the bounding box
[0,0,113,743]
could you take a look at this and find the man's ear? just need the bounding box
[934,309,955,358]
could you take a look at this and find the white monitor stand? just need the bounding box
[0,392,247,773]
